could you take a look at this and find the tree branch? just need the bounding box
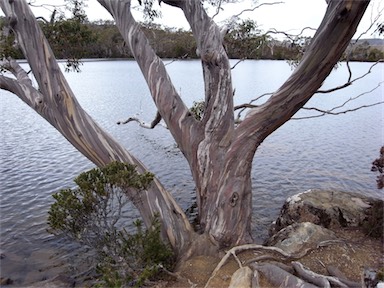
[117,111,164,129]
[353,4,383,43]
[293,81,384,120]
[0,74,44,111]
[230,1,284,20]
[176,0,235,142]
[295,102,383,120]
[234,92,274,121]
[234,0,370,154]
[264,27,317,43]
[316,59,383,94]
[97,0,197,159]
[211,0,224,20]
[162,0,239,231]
[1,58,32,86]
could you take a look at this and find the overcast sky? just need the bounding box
[3,0,384,39]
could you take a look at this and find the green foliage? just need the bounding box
[225,19,265,59]
[64,0,88,22]
[189,100,205,121]
[39,1,97,72]
[41,18,97,71]
[95,216,174,287]
[140,0,161,22]
[371,146,384,189]
[362,200,383,240]
[48,161,154,239]
[0,17,23,60]
[375,22,384,36]
[48,162,173,286]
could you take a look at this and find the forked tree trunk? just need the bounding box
[0,0,370,257]
[103,0,369,247]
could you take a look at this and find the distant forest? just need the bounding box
[1,17,383,63]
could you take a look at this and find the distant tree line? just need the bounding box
[1,16,383,62]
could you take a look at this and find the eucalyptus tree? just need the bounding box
[0,0,371,260]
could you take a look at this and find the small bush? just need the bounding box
[95,216,174,287]
[48,161,174,287]
[371,146,384,189]
[363,200,384,240]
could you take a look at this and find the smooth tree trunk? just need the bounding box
[0,0,370,257]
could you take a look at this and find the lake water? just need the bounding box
[0,59,383,285]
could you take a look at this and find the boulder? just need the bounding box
[265,222,337,255]
[228,266,253,288]
[269,189,383,236]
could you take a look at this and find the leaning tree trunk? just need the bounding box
[0,0,195,258]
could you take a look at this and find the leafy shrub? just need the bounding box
[96,217,174,287]
[363,200,384,240]
[48,161,174,287]
[371,146,384,189]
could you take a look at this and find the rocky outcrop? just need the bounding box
[258,190,383,288]
[269,189,383,237]
[265,222,337,255]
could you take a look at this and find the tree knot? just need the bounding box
[8,15,17,28]
[230,192,239,207]
[337,3,352,20]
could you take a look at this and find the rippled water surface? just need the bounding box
[1,60,383,285]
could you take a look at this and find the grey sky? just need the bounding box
[2,0,383,39]
[83,0,383,38]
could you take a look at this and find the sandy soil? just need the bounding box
[153,228,383,288]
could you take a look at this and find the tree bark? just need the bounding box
[0,0,194,258]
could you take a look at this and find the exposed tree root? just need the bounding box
[203,240,357,288]
[251,263,318,288]
[326,265,361,287]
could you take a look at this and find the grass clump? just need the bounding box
[48,161,174,287]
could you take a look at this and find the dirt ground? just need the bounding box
[153,228,383,288]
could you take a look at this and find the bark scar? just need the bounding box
[230,192,239,207]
